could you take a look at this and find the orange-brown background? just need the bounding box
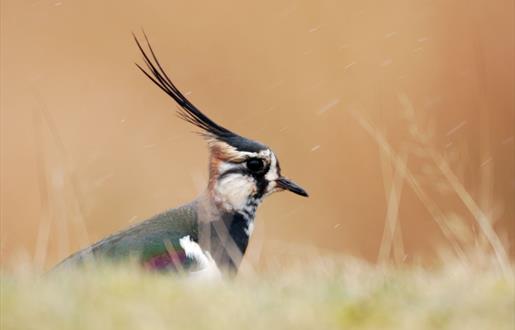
[1,0,513,271]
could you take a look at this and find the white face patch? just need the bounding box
[214,172,256,211]
[179,235,221,280]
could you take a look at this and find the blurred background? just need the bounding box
[1,0,513,272]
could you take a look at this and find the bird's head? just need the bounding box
[134,34,308,213]
[206,137,307,212]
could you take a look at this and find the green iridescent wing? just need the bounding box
[54,204,199,271]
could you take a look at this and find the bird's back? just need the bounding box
[54,202,199,271]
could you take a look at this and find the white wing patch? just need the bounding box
[179,235,221,280]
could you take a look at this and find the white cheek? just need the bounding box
[215,174,256,211]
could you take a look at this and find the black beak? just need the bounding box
[276,177,309,197]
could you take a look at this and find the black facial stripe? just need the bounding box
[253,177,267,199]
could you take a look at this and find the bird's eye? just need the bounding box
[246,158,264,172]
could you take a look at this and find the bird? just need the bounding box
[53,33,308,277]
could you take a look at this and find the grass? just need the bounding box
[1,256,513,330]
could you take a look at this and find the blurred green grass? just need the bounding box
[1,257,513,330]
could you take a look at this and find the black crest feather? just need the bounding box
[133,32,266,153]
[133,32,233,139]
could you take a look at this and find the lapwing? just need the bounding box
[54,33,308,277]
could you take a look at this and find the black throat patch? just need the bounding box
[204,208,257,272]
